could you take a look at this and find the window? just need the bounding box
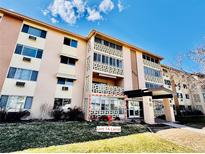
[60,56,76,66]
[94,37,102,44]
[185,94,190,99]
[102,55,106,64]
[193,94,201,102]
[116,45,122,51]
[64,37,78,48]
[164,79,171,85]
[54,98,71,109]
[57,77,73,86]
[94,53,97,62]
[187,106,192,111]
[110,43,115,49]
[105,56,109,65]
[203,93,205,101]
[144,66,161,77]
[183,84,187,89]
[7,67,38,81]
[104,40,109,46]
[179,105,185,111]
[15,44,43,59]
[93,52,122,68]
[145,82,161,89]
[94,37,122,51]
[24,97,33,109]
[97,54,101,62]
[0,95,33,110]
[21,24,47,38]
[109,57,113,65]
[142,54,160,64]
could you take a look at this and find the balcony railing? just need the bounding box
[143,59,161,70]
[94,42,123,57]
[144,74,163,84]
[93,62,123,76]
[91,110,120,117]
[92,83,124,96]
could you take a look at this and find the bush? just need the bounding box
[52,107,84,121]
[114,117,120,121]
[66,107,84,121]
[99,115,109,121]
[178,109,203,116]
[52,109,63,121]
[0,109,7,122]
[0,109,30,123]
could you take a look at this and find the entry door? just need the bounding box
[128,101,140,118]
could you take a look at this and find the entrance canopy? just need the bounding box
[124,87,176,99]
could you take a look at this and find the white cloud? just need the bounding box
[117,0,124,12]
[51,17,59,23]
[48,0,78,24]
[87,7,103,22]
[43,0,125,24]
[99,0,114,13]
[42,9,49,16]
[72,0,86,15]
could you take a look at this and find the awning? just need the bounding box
[124,87,176,99]
[60,53,78,60]
[56,73,77,80]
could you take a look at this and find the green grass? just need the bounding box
[0,121,147,153]
[22,133,194,153]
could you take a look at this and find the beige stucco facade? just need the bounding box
[0,8,204,124]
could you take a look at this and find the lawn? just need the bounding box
[0,121,148,153]
[22,133,193,153]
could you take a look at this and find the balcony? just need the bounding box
[93,62,123,77]
[143,59,161,70]
[94,42,123,58]
[145,74,163,84]
[92,83,124,96]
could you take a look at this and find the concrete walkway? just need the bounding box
[162,122,205,135]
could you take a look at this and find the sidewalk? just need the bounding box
[162,122,205,135]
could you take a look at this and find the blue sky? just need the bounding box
[0,0,205,71]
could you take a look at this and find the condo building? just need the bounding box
[0,8,204,124]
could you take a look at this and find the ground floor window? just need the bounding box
[195,105,203,112]
[0,95,32,110]
[53,98,71,109]
[91,96,124,118]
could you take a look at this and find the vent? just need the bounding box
[16,81,25,87]
[23,57,31,62]
[62,86,69,91]
[29,35,37,40]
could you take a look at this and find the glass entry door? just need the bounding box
[128,101,140,118]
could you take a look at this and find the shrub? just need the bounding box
[66,107,84,121]
[178,109,203,116]
[52,109,63,121]
[114,117,120,121]
[51,107,85,121]
[0,110,30,123]
[0,109,7,122]
[99,115,109,121]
